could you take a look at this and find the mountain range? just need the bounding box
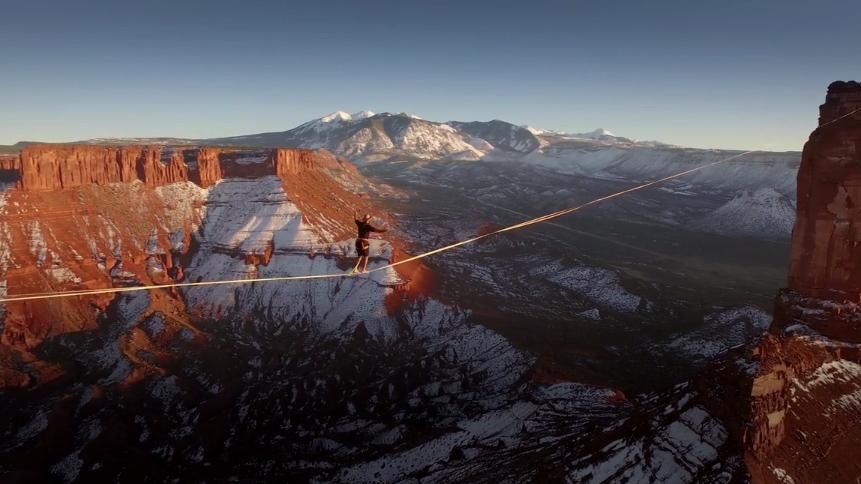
[79,110,638,160]
[4,110,792,163]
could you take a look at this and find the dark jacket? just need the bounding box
[355,219,386,239]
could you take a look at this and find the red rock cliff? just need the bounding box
[141,150,189,186]
[745,81,861,483]
[196,147,223,188]
[269,147,350,176]
[14,145,363,192]
[15,145,233,191]
[788,80,861,297]
[19,145,184,191]
[270,148,318,176]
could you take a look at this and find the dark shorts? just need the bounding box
[355,238,370,257]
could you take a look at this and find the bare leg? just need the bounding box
[352,257,362,273]
[361,256,369,273]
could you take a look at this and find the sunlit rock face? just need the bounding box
[12,145,358,192]
[17,144,203,190]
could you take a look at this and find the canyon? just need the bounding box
[0,83,859,483]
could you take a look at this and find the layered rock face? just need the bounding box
[270,147,322,176]
[196,147,223,187]
[12,145,354,192]
[746,81,861,483]
[141,150,189,186]
[19,145,161,190]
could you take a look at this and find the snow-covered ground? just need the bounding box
[532,260,642,313]
[567,401,730,483]
[692,188,796,239]
[662,306,772,361]
[181,177,404,332]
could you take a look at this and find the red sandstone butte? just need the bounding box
[789,80,861,296]
[196,147,223,188]
[141,150,189,186]
[745,81,861,484]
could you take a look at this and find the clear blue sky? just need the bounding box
[1,0,859,150]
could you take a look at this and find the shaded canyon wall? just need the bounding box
[745,81,861,484]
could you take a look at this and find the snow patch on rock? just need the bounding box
[533,261,641,312]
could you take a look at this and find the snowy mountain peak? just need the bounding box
[523,126,617,139]
[351,110,376,120]
[319,111,353,123]
[523,126,547,135]
[398,112,423,120]
[569,128,617,139]
[589,128,615,137]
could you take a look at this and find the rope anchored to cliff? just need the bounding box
[818,107,861,129]
[0,151,755,303]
